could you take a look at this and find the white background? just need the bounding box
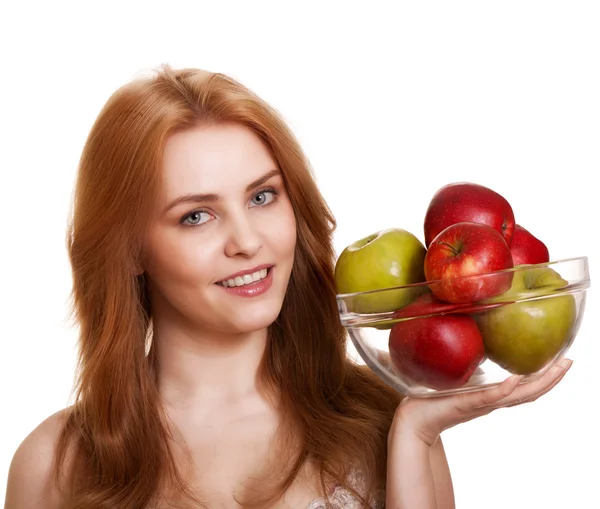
[1,1,598,507]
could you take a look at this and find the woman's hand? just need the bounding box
[385,359,573,509]
[391,357,573,447]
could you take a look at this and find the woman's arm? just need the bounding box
[386,423,455,508]
[386,358,572,508]
[430,437,455,509]
[386,427,438,509]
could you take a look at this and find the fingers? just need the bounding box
[465,358,572,412]
[394,358,573,437]
[464,374,524,411]
[498,359,572,408]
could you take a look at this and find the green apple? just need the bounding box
[334,228,427,314]
[474,267,577,375]
[482,266,569,303]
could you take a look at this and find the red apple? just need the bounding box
[510,224,550,266]
[392,292,472,319]
[391,292,498,319]
[424,222,514,303]
[424,182,516,247]
[388,302,485,390]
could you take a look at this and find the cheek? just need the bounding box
[143,229,215,287]
[271,203,297,255]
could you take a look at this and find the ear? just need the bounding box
[132,257,145,277]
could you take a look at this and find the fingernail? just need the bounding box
[560,358,573,369]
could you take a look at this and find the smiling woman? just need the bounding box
[142,123,298,336]
[4,64,573,509]
[3,65,402,509]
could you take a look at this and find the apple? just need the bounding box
[373,291,479,330]
[392,291,505,318]
[424,222,514,304]
[334,228,427,313]
[391,292,473,319]
[388,298,486,390]
[473,267,577,375]
[510,224,550,266]
[424,182,516,247]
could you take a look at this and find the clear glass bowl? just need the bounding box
[337,257,591,398]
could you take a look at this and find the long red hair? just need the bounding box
[55,65,401,508]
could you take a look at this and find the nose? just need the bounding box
[223,211,262,258]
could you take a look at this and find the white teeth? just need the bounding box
[219,268,269,287]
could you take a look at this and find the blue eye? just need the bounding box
[251,189,277,207]
[180,188,278,229]
[181,210,212,227]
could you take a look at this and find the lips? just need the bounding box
[216,266,275,297]
[217,268,269,288]
[216,264,273,287]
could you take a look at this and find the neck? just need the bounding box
[152,318,270,408]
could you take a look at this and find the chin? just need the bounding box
[228,304,282,334]
[215,270,291,334]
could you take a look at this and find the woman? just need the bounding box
[5,65,572,509]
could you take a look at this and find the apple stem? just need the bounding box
[438,241,461,256]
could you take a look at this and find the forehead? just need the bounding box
[161,123,276,198]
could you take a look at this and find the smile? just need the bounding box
[217,267,269,287]
[215,266,274,298]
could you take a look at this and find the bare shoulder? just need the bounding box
[4,407,71,509]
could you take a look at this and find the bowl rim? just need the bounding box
[335,255,590,299]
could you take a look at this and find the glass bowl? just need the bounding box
[337,257,591,398]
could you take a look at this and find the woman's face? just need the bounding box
[141,122,297,336]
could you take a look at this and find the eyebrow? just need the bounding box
[163,168,282,214]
